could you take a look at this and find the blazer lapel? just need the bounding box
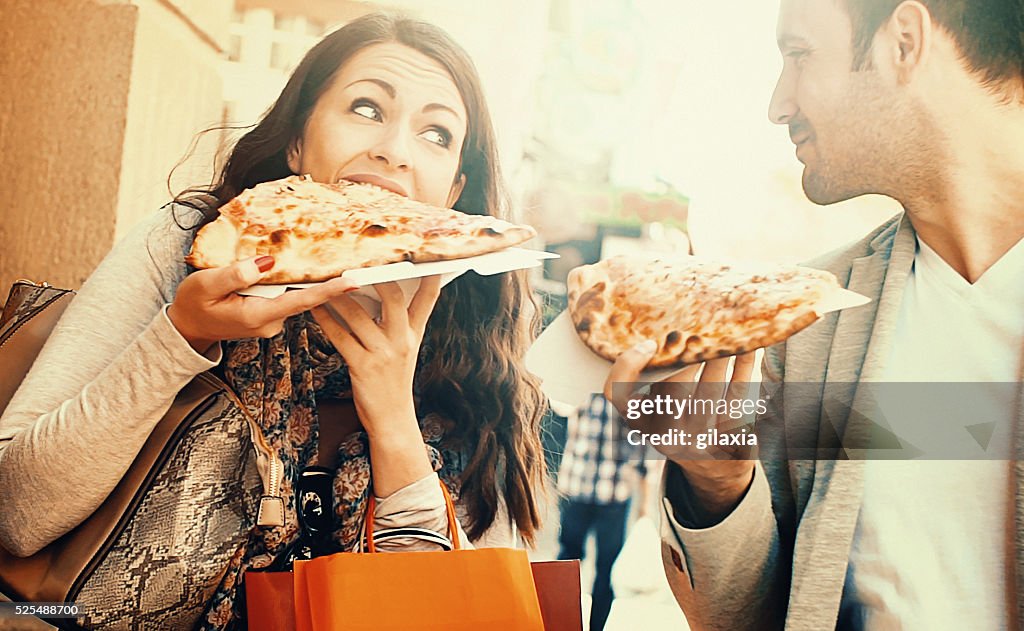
[1013,364,1024,627]
[839,216,917,453]
[786,216,916,629]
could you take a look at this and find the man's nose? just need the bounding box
[768,71,797,125]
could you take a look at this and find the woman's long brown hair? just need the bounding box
[176,13,546,544]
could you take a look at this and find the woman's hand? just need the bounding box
[310,276,441,436]
[311,276,442,497]
[167,256,358,354]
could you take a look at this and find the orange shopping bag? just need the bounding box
[247,556,582,630]
[293,483,545,631]
[244,569,295,631]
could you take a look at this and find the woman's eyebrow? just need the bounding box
[344,77,395,97]
[344,77,464,122]
[423,102,464,122]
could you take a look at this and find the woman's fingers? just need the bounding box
[373,282,409,334]
[251,277,358,324]
[195,256,272,297]
[408,276,442,333]
[170,261,359,346]
[311,306,363,358]
[323,294,387,351]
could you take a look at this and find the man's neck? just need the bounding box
[900,106,1024,284]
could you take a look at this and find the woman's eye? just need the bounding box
[351,100,382,121]
[421,128,451,148]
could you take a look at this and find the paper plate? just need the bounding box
[237,247,558,319]
[526,288,871,408]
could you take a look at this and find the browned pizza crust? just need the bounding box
[566,256,840,368]
[185,175,536,284]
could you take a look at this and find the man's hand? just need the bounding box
[604,342,757,523]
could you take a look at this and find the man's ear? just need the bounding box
[286,138,303,174]
[446,173,467,208]
[881,0,932,83]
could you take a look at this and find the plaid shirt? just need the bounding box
[556,393,648,504]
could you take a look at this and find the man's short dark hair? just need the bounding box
[842,0,1024,90]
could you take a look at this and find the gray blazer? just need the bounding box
[658,213,1024,630]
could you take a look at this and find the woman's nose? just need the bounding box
[369,125,412,170]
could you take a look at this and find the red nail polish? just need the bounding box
[255,256,275,272]
[344,286,360,293]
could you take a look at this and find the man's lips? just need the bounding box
[339,174,409,197]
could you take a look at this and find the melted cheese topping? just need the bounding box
[186,175,535,283]
[567,255,839,367]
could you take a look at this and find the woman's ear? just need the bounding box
[446,173,467,208]
[286,138,303,174]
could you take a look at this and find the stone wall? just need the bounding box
[0,0,228,296]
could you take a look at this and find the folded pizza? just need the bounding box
[185,175,536,284]
[567,255,840,368]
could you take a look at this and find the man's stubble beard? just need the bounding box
[800,73,939,208]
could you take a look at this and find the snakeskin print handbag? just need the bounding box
[0,280,285,630]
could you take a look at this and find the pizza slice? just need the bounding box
[567,255,840,368]
[185,175,536,284]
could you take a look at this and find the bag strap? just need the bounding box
[364,481,461,553]
[369,527,454,551]
[0,281,75,418]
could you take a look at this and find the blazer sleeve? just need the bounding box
[0,207,221,557]
[657,347,791,630]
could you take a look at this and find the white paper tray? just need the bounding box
[238,247,558,318]
[526,288,871,408]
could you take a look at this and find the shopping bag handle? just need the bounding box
[365,481,461,552]
[370,527,453,551]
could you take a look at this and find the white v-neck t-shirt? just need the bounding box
[843,236,1024,630]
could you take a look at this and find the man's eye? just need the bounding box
[351,100,381,121]
[785,50,809,65]
[421,128,451,148]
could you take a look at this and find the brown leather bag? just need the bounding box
[0,281,282,630]
[0,281,75,413]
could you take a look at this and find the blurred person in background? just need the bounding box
[605,0,1024,629]
[557,393,650,631]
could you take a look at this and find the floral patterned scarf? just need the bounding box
[197,313,465,629]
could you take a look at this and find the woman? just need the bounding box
[0,13,546,628]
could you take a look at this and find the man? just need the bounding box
[556,393,649,631]
[605,1,1024,629]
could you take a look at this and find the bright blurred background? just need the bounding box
[1,1,903,629]
[1,0,900,293]
[217,0,899,267]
